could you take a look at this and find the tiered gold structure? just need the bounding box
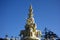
[20,5,41,40]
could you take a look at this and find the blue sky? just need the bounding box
[0,0,60,38]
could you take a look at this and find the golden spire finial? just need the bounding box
[28,5,33,18]
[26,5,35,25]
[30,4,32,10]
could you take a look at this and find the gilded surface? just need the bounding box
[20,5,41,40]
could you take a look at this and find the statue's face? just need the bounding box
[27,17,35,25]
[27,19,31,25]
